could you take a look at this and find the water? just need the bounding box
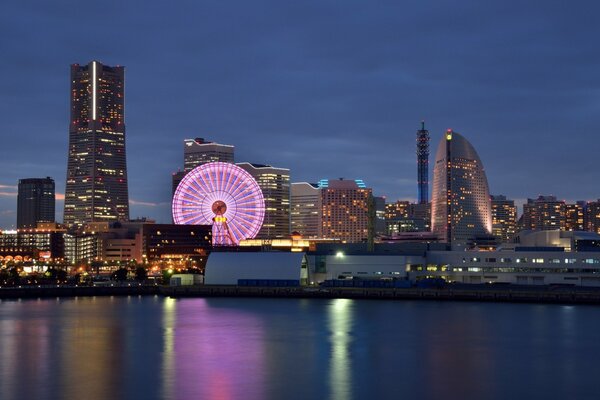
[0,296,599,400]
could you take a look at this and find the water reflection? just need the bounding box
[0,298,599,400]
[328,299,353,400]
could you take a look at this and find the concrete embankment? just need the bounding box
[161,285,600,305]
[3,284,600,305]
[0,285,160,299]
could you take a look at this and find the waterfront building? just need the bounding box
[521,196,566,231]
[17,177,55,229]
[290,182,321,238]
[431,130,492,245]
[565,202,585,232]
[491,195,517,242]
[416,121,430,204]
[237,163,290,239]
[319,178,371,243]
[64,61,129,226]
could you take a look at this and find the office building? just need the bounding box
[64,61,129,226]
[183,138,234,172]
[521,196,566,231]
[237,163,290,239]
[17,177,55,229]
[491,195,517,242]
[320,178,371,243]
[172,138,235,195]
[431,130,492,244]
[385,201,410,219]
[290,182,321,238]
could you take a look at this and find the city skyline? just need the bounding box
[2,2,600,228]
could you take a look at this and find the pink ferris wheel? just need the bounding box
[172,162,265,246]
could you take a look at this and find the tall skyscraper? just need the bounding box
[319,178,371,243]
[431,130,492,244]
[491,195,517,242]
[237,163,290,239]
[64,61,129,226]
[521,196,566,231]
[290,182,321,238]
[416,121,429,204]
[17,177,55,229]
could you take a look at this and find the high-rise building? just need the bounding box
[491,195,517,242]
[586,200,600,234]
[319,178,371,243]
[17,177,55,229]
[385,201,410,219]
[416,121,429,204]
[237,163,290,239]
[184,138,234,172]
[373,196,387,236]
[565,202,585,232]
[290,182,321,238]
[521,196,566,231]
[431,130,492,244]
[64,61,129,226]
[172,138,235,195]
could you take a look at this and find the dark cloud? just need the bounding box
[1,0,600,227]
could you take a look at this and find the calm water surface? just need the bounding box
[1,296,599,400]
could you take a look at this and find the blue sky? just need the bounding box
[1,0,599,227]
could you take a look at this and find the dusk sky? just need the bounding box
[1,0,599,228]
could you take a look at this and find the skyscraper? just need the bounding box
[237,163,290,239]
[565,202,585,231]
[521,196,566,231]
[319,178,371,243]
[416,121,429,204]
[431,130,492,244]
[17,177,55,229]
[491,195,517,242]
[290,182,321,238]
[172,138,235,195]
[64,61,129,226]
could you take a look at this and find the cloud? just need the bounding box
[130,199,170,207]
[0,191,17,197]
[0,184,17,190]
[56,192,65,201]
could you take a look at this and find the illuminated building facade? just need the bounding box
[586,200,600,234]
[290,182,321,238]
[521,196,566,231]
[320,178,372,243]
[385,201,410,220]
[172,137,235,198]
[565,202,585,231]
[237,163,290,239]
[431,130,492,244]
[491,195,517,242]
[64,61,129,226]
[17,177,55,229]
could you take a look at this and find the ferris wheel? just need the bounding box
[172,162,265,246]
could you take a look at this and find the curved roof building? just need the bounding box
[431,130,492,244]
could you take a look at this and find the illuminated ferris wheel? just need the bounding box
[172,162,265,246]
